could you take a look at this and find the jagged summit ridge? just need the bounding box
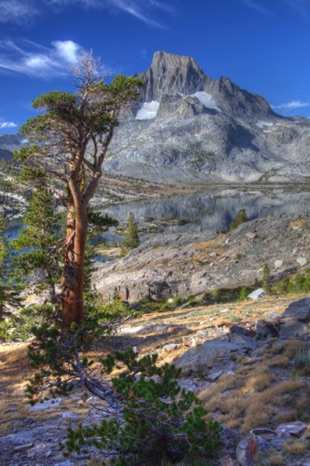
[3,52,309,184]
[106,51,310,184]
[136,50,274,118]
[137,50,210,101]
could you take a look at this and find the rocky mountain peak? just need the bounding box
[138,50,211,101]
[209,76,275,117]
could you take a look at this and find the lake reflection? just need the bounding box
[6,189,310,245]
[101,188,310,242]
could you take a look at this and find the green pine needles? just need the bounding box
[62,350,221,465]
[121,212,140,256]
[229,209,248,231]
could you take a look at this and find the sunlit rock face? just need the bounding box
[106,51,310,184]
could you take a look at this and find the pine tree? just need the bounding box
[11,168,62,305]
[15,51,143,328]
[229,208,248,231]
[121,212,139,256]
[262,264,271,292]
[0,213,21,332]
[0,213,8,320]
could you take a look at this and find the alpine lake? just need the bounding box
[4,184,310,249]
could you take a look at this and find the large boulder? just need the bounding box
[174,340,247,376]
[280,298,310,339]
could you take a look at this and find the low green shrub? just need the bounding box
[203,286,251,304]
[294,345,310,370]
[271,269,310,295]
[62,350,221,465]
[229,209,247,231]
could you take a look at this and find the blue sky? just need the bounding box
[0,0,309,133]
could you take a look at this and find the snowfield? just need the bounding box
[135,101,160,120]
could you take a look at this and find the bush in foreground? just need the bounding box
[63,350,221,465]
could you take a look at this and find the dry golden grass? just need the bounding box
[289,219,310,230]
[259,380,305,399]
[243,370,275,393]
[0,341,115,436]
[284,439,307,455]
[0,343,34,435]
[263,344,285,356]
[191,235,226,263]
[131,295,295,336]
[269,452,285,465]
[0,293,308,447]
[0,342,32,394]
[199,353,307,434]
[274,409,299,425]
[265,355,291,368]
[242,400,278,433]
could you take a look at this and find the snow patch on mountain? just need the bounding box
[135,101,160,120]
[255,121,274,128]
[189,91,221,111]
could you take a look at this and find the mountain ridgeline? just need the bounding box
[105,51,310,183]
[1,51,310,184]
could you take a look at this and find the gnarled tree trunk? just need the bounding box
[61,199,88,328]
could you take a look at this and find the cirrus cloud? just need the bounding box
[0,39,81,78]
[272,100,310,109]
[243,0,272,16]
[1,0,174,27]
[0,121,18,129]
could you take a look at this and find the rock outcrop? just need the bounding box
[94,214,310,303]
[105,51,310,184]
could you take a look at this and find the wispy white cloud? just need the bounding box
[284,0,310,20]
[106,0,164,27]
[272,100,310,109]
[244,0,310,19]
[0,0,174,27]
[0,39,81,78]
[243,0,272,16]
[0,0,38,24]
[0,121,18,129]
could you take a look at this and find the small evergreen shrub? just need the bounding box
[239,287,248,301]
[121,212,140,256]
[62,350,221,465]
[262,264,271,292]
[294,345,310,371]
[229,209,248,231]
[271,269,310,295]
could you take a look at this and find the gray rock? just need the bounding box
[29,398,62,411]
[175,340,245,376]
[280,298,310,339]
[162,343,180,352]
[206,369,223,382]
[62,412,80,419]
[105,51,310,185]
[279,320,308,339]
[93,216,310,303]
[236,438,254,466]
[268,312,281,320]
[275,260,283,269]
[228,333,256,350]
[13,443,34,452]
[248,288,265,300]
[276,421,307,437]
[137,51,210,102]
[297,257,307,266]
[281,298,310,323]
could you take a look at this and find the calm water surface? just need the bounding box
[6,188,310,244]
